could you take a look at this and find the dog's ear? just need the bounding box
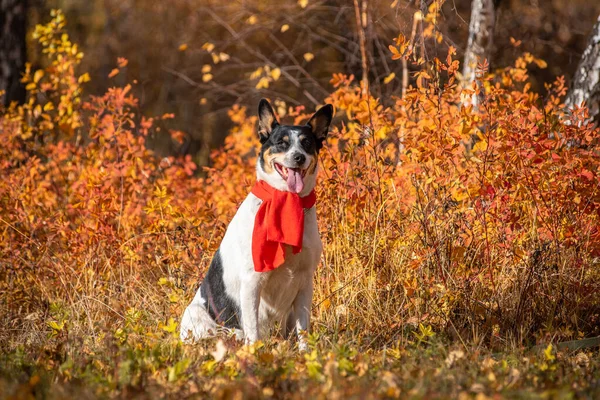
[258,99,279,143]
[307,104,333,143]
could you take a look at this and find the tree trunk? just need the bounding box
[462,0,496,105]
[0,0,27,107]
[353,0,368,97]
[564,14,600,124]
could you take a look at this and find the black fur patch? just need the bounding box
[200,249,241,329]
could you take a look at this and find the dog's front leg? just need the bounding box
[240,278,262,344]
[291,282,313,352]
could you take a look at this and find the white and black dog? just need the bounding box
[180,99,333,350]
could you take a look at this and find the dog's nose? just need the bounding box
[293,153,306,165]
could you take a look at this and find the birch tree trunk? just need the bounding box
[564,14,600,124]
[462,0,496,106]
[0,0,27,106]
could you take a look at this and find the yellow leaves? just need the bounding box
[161,318,178,334]
[534,59,547,69]
[304,350,323,380]
[544,344,555,362]
[178,43,188,51]
[202,42,215,52]
[319,298,332,311]
[274,99,287,117]
[472,138,488,154]
[383,72,396,84]
[47,320,65,333]
[211,52,230,64]
[202,74,213,83]
[201,359,219,375]
[298,0,309,8]
[246,15,258,25]
[280,24,290,33]
[537,344,557,372]
[167,359,191,382]
[375,125,391,140]
[413,324,435,344]
[33,104,42,119]
[303,52,315,62]
[252,65,282,89]
[388,45,402,60]
[250,67,263,80]
[33,70,44,83]
[202,64,211,74]
[271,68,281,81]
[153,186,168,199]
[78,73,90,83]
[415,70,431,88]
[389,34,412,60]
[256,77,270,89]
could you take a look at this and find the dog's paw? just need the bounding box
[298,339,309,352]
[230,328,245,341]
[244,335,259,346]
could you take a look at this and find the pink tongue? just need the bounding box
[287,168,304,193]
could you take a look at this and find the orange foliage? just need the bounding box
[1,10,599,348]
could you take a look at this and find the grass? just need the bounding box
[1,264,599,399]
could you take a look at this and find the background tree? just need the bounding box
[565,14,600,123]
[26,0,600,163]
[0,0,27,106]
[462,0,498,107]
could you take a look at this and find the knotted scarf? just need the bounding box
[251,180,316,272]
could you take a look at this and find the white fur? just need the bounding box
[180,159,322,350]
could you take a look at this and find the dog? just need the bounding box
[180,99,333,350]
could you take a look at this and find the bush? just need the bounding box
[1,11,600,393]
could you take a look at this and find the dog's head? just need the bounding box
[256,99,333,196]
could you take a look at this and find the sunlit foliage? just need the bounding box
[1,10,600,398]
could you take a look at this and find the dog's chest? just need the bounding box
[241,194,322,315]
[221,192,322,317]
[260,238,318,306]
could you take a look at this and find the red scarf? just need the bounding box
[251,180,316,272]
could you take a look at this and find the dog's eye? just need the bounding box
[301,138,312,148]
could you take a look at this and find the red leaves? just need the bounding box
[579,169,594,181]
